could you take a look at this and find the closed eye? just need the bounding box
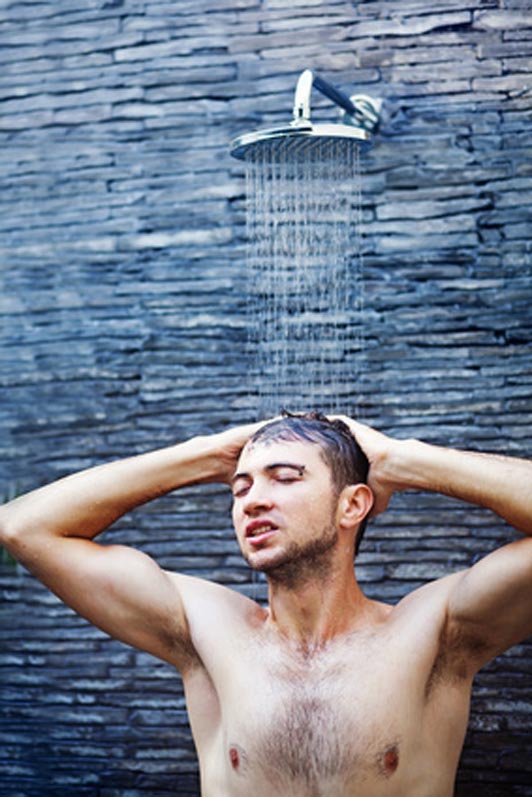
[271,465,305,484]
[232,480,251,498]
[231,463,306,497]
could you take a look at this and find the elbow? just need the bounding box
[0,506,17,549]
[0,505,30,559]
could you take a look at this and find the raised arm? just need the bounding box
[0,423,260,670]
[344,418,532,670]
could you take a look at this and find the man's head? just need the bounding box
[235,412,371,559]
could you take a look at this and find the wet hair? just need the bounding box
[249,411,370,555]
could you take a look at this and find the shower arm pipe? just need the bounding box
[293,69,357,123]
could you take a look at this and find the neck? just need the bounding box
[265,548,369,649]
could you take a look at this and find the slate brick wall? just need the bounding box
[1,1,531,794]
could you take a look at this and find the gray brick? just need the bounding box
[473,9,532,30]
[0,1,531,795]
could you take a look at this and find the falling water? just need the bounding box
[245,136,364,419]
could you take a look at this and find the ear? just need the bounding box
[336,483,374,531]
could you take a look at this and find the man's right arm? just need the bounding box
[0,424,259,670]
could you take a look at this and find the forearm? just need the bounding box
[384,438,532,535]
[0,434,230,548]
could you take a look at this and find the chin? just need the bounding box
[246,532,339,586]
[244,547,290,573]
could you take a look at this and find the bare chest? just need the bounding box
[216,632,425,794]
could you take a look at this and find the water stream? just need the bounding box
[245,136,364,419]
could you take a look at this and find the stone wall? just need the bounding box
[1,1,531,794]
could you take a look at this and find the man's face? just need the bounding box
[231,439,340,579]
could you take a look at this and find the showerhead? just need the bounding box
[230,120,370,161]
[230,69,381,161]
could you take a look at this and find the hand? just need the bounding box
[334,416,401,517]
[210,420,268,484]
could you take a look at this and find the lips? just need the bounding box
[245,520,279,546]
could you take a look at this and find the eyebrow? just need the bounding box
[231,463,306,484]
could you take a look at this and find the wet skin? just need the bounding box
[176,564,472,797]
[173,441,474,796]
[4,426,531,797]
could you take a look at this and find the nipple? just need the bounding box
[382,745,399,776]
[229,746,240,770]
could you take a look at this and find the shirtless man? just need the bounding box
[1,412,531,796]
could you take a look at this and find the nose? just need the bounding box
[241,480,273,516]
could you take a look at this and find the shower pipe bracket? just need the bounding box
[292,69,382,133]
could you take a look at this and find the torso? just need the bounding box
[174,574,473,797]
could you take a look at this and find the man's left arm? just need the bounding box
[345,418,532,668]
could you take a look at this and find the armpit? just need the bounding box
[425,617,489,695]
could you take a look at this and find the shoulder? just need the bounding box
[392,571,464,622]
[166,571,260,615]
[160,571,265,674]
[166,572,264,640]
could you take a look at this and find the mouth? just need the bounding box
[245,520,279,547]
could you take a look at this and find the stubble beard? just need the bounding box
[245,523,339,590]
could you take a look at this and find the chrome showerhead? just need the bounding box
[230,69,381,161]
[230,120,369,162]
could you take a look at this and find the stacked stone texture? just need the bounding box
[0,1,531,794]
